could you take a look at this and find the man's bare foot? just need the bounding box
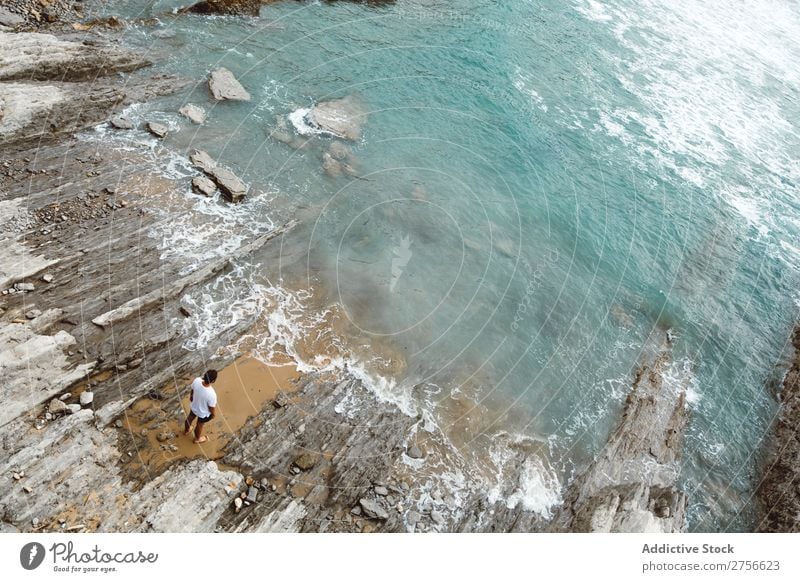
[193,436,208,444]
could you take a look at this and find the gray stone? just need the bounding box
[48,399,67,414]
[59,393,72,401]
[189,150,247,203]
[350,505,361,516]
[208,68,250,101]
[191,175,216,197]
[179,104,207,124]
[66,404,82,414]
[42,274,54,283]
[0,8,25,27]
[431,510,444,525]
[407,445,423,459]
[374,485,388,496]
[246,486,258,503]
[15,282,34,292]
[25,309,42,320]
[79,391,94,406]
[406,510,420,525]
[359,499,388,520]
[110,116,134,130]
[156,431,175,443]
[147,122,168,139]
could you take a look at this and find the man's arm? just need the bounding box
[208,405,216,420]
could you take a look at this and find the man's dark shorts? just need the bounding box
[197,415,212,423]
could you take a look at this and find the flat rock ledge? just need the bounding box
[548,333,689,533]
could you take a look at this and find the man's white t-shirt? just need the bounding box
[190,377,217,418]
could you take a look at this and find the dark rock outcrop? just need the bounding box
[756,327,800,532]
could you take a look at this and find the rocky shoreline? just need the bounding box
[1,1,795,534]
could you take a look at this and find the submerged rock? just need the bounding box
[208,67,250,101]
[306,96,366,141]
[179,103,207,124]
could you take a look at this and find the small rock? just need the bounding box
[42,274,54,283]
[208,67,251,101]
[25,309,42,320]
[350,506,362,516]
[179,103,207,124]
[79,392,94,406]
[128,358,143,369]
[406,510,420,525]
[156,431,176,443]
[147,122,169,139]
[45,412,52,420]
[114,419,123,429]
[245,476,255,486]
[66,404,82,415]
[407,445,424,459]
[260,478,269,488]
[32,517,39,527]
[293,452,319,471]
[191,175,216,197]
[431,510,444,525]
[374,486,389,496]
[23,486,32,494]
[110,116,134,130]
[359,499,389,520]
[12,472,21,481]
[59,393,72,401]
[246,486,258,503]
[48,399,67,415]
[15,282,35,292]
[271,484,277,492]
[234,498,243,513]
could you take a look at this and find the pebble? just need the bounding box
[12,472,21,481]
[59,393,72,401]
[15,282,35,292]
[234,498,243,513]
[407,445,424,459]
[66,404,82,414]
[79,391,94,406]
[32,518,39,527]
[114,419,123,429]
[23,486,32,494]
[374,486,389,496]
[246,487,258,503]
[48,399,67,414]
[42,274,54,283]
[431,510,445,525]
[406,510,420,525]
[350,506,361,516]
[25,309,42,320]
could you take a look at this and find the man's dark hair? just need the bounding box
[202,369,218,384]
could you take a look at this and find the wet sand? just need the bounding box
[121,356,300,473]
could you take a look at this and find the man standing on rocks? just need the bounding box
[184,370,218,444]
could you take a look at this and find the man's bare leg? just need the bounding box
[184,412,196,435]
[194,420,207,444]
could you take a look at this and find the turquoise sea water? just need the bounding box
[95,0,800,530]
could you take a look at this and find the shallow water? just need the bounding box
[92,0,800,530]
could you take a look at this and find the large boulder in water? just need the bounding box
[208,67,251,101]
[182,0,263,16]
[306,95,366,141]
